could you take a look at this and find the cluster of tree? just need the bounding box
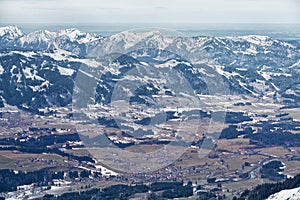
[41,184,146,200]
[197,191,217,200]
[161,185,193,199]
[101,184,149,199]
[0,168,100,193]
[150,181,182,191]
[222,112,252,124]
[237,173,300,200]
[0,133,95,163]
[0,99,4,108]
[0,169,64,193]
[207,177,217,184]
[135,111,181,126]
[196,187,226,200]
[0,133,80,148]
[39,181,194,200]
[260,160,286,181]
[50,148,95,163]
[247,130,300,147]
[219,125,253,139]
[150,181,193,198]
[217,116,300,143]
[254,119,300,132]
[97,117,119,128]
[68,170,94,179]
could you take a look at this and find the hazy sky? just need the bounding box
[0,0,299,24]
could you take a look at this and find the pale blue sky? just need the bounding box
[0,0,299,24]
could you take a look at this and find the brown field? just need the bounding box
[258,146,294,157]
[175,148,214,168]
[62,148,93,157]
[224,178,271,192]
[217,138,253,152]
[284,160,300,177]
[0,151,67,171]
[125,144,166,153]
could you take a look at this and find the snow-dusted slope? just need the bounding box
[267,187,300,200]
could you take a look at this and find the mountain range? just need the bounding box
[0,26,300,112]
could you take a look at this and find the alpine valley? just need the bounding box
[0,26,300,200]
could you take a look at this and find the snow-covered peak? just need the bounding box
[20,29,56,44]
[59,28,81,39]
[0,26,24,38]
[0,26,105,55]
[225,35,273,46]
[99,30,177,53]
[58,28,101,44]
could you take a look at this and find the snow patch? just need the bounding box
[57,66,75,76]
[95,164,118,176]
[236,68,248,71]
[0,65,4,74]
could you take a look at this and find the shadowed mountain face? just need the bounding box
[0,26,300,112]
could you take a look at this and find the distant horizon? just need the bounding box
[1,23,300,40]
